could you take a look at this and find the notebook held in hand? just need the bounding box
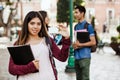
[76,31,89,43]
[7,45,34,65]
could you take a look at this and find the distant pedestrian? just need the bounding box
[72,5,96,80]
[39,10,50,30]
[39,10,54,38]
[8,11,70,80]
[39,10,62,45]
[103,24,107,33]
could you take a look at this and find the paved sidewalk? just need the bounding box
[0,49,16,80]
[90,52,120,80]
[55,51,120,80]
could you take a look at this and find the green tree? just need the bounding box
[74,0,84,6]
[57,0,69,26]
[91,16,95,29]
[57,0,84,26]
[117,25,120,34]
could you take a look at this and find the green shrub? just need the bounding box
[117,25,120,34]
[111,25,120,43]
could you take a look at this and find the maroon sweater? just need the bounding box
[8,38,71,80]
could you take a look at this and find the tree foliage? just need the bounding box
[74,0,84,6]
[57,0,69,25]
[117,25,120,34]
[57,0,84,26]
[91,16,95,29]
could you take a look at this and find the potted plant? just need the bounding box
[110,25,120,55]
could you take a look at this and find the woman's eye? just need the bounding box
[37,22,41,26]
[29,22,41,26]
[30,22,35,25]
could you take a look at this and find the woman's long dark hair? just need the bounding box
[16,11,49,45]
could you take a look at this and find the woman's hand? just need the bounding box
[58,25,70,39]
[32,60,39,70]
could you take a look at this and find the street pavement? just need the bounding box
[55,47,120,80]
[0,37,120,80]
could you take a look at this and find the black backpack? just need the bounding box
[84,22,98,52]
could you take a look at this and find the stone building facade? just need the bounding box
[85,0,120,34]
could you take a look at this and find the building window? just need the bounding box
[109,10,112,19]
[88,10,93,19]
[107,9,114,25]
[86,8,95,20]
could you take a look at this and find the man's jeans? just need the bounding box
[75,58,91,80]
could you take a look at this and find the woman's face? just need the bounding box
[28,17,41,37]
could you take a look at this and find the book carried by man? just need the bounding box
[75,29,90,43]
[7,44,34,65]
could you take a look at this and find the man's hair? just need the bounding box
[74,5,86,14]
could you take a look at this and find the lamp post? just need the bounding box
[65,0,75,73]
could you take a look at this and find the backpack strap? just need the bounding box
[45,37,53,57]
[45,37,53,60]
[84,22,98,45]
[74,24,77,30]
[45,37,57,75]
[45,37,52,49]
[84,22,89,29]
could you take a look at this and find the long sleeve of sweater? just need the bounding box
[51,37,71,62]
[9,57,38,75]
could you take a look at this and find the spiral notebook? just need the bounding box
[7,44,34,65]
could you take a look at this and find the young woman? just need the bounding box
[39,10,63,45]
[39,10,54,39]
[8,11,70,80]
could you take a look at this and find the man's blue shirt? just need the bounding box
[74,20,95,60]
